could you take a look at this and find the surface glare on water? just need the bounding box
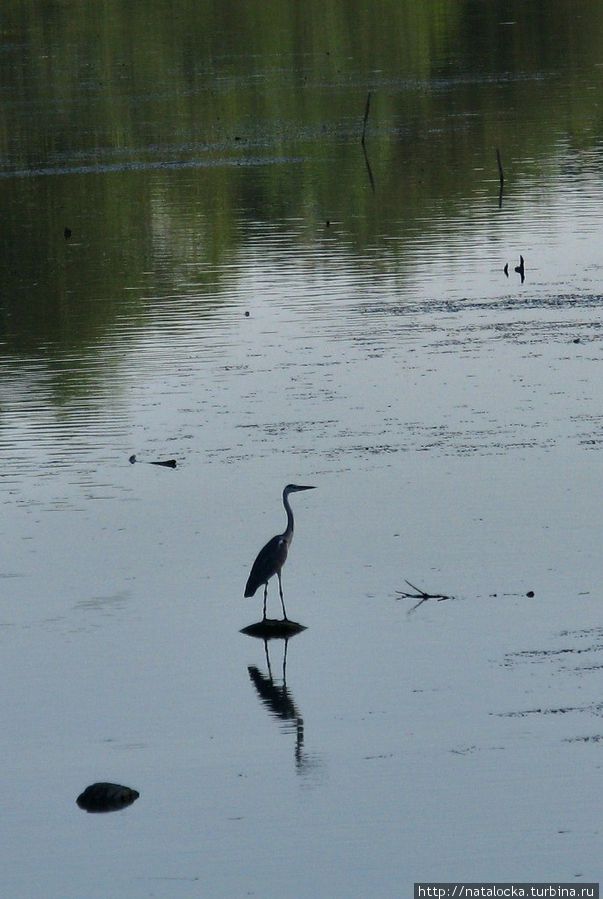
[1,2,603,896]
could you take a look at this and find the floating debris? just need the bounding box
[395,580,451,613]
[395,579,450,601]
[76,782,139,813]
[128,454,177,469]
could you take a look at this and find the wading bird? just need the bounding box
[245,484,316,621]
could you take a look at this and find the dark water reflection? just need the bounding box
[1,2,603,896]
[2,0,603,362]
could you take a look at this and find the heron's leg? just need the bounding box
[262,583,268,620]
[277,571,288,620]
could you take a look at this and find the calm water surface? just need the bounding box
[1,2,603,896]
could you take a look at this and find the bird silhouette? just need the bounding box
[245,484,315,621]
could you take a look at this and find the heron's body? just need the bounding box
[245,484,315,620]
[245,534,290,597]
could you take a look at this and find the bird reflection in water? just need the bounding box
[247,637,318,776]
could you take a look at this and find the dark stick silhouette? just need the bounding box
[496,147,504,207]
[361,91,372,145]
[128,454,177,469]
[396,579,451,612]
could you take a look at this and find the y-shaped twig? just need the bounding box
[395,580,450,601]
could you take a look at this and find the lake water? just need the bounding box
[1,2,603,896]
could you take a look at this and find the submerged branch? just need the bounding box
[496,147,504,185]
[396,580,452,614]
[395,580,450,601]
[361,91,371,145]
[496,147,504,207]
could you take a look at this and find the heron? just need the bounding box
[244,484,316,621]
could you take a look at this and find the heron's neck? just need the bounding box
[282,490,295,541]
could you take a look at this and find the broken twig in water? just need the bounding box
[129,454,177,469]
[395,580,450,601]
[361,91,371,145]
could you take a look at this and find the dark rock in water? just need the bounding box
[76,782,139,813]
[129,454,137,464]
[241,618,306,640]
